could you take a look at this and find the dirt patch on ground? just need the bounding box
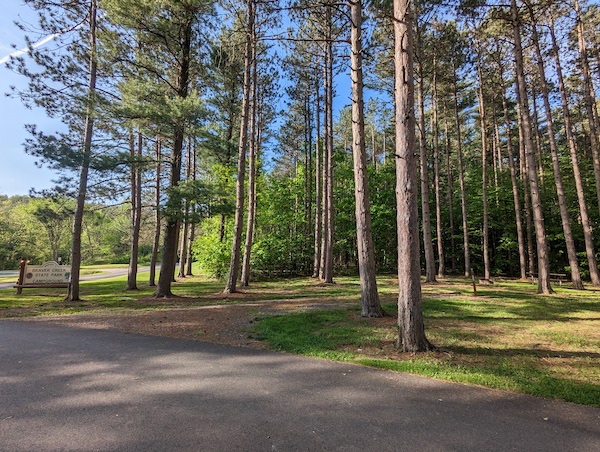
[21,298,355,350]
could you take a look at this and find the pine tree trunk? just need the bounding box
[527,3,584,289]
[67,0,97,302]
[511,0,553,294]
[350,0,384,317]
[127,131,143,290]
[432,52,445,278]
[224,0,253,294]
[453,68,471,278]
[531,90,545,188]
[186,223,195,276]
[444,105,456,273]
[383,133,386,166]
[155,16,193,298]
[499,67,527,281]
[394,0,432,352]
[491,102,501,207]
[476,45,490,282]
[319,46,329,281]
[516,97,536,277]
[185,139,197,277]
[416,30,436,283]
[149,138,161,287]
[371,125,377,172]
[219,214,225,243]
[241,40,259,288]
[306,96,313,272]
[312,78,322,278]
[322,13,334,284]
[178,212,189,278]
[550,16,600,286]
[178,138,193,279]
[575,0,600,215]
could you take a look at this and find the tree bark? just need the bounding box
[530,88,545,189]
[499,63,527,281]
[325,19,335,284]
[149,138,161,287]
[127,131,143,290]
[241,35,259,287]
[527,2,584,289]
[516,90,536,277]
[178,211,189,279]
[185,138,197,276]
[475,42,490,282]
[312,77,322,278]
[443,103,456,273]
[67,0,97,302]
[350,0,384,317]
[574,0,600,215]
[491,99,501,207]
[224,0,253,294]
[155,15,193,298]
[415,22,436,284]
[319,44,329,281]
[549,15,600,286]
[178,138,193,279]
[511,0,553,294]
[432,50,445,278]
[394,0,432,352]
[320,10,334,284]
[453,65,471,278]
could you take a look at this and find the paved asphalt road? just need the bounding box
[1,321,598,452]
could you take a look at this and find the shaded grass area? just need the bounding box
[252,279,600,408]
[1,271,598,407]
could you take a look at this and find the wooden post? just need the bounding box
[16,258,28,295]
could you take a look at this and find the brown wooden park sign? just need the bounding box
[15,259,71,294]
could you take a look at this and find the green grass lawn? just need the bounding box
[251,277,600,408]
[0,269,598,407]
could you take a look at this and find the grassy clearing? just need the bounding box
[0,270,598,407]
[251,277,600,407]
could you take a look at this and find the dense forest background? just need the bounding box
[2,0,600,291]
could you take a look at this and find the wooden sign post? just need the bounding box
[14,259,71,294]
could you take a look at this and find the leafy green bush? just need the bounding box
[192,217,231,279]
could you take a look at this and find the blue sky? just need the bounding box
[0,2,61,197]
[0,2,362,198]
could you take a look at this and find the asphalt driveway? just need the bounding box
[0,320,598,451]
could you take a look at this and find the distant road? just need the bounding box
[0,270,19,278]
[0,266,154,290]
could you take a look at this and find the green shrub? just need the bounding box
[192,217,231,279]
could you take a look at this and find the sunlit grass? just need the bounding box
[252,277,600,407]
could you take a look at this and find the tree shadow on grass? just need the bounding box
[423,295,600,322]
[447,344,600,360]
